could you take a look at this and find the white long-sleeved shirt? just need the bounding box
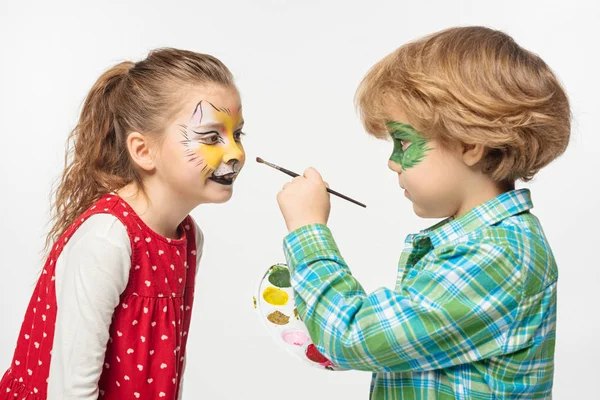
[47,214,203,399]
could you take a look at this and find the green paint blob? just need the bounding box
[386,121,431,170]
[268,265,291,288]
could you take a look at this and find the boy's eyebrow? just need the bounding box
[386,120,423,135]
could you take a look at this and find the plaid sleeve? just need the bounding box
[283,224,523,372]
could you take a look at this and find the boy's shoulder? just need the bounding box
[444,211,557,296]
[418,190,557,296]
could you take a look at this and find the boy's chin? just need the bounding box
[412,202,449,219]
[412,204,430,218]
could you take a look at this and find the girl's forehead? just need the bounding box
[187,85,240,106]
[176,89,242,124]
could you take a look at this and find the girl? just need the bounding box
[0,48,246,399]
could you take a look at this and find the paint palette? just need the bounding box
[255,263,345,371]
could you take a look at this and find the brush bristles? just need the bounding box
[256,157,264,164]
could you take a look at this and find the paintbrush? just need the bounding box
[256,157,367,208]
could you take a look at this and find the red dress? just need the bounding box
[0,194,197,399]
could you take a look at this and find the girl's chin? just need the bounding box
[201,181,234,203]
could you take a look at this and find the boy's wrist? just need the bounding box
[284,223,338,271]
[286,218,328,233]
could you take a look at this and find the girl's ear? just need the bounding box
[127,132,156,171]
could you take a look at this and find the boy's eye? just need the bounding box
[400,140,412,150]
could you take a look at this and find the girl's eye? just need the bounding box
[234,130,246,142]
[192,130,222,145]
[401,140,411,150]
[202,136,220,145]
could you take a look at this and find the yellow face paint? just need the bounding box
[179,100,246,178]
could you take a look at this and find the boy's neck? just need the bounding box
[453,176,513,218]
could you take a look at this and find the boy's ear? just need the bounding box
[127,132,156,172]
[462,143,485,167]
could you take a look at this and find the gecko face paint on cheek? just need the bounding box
[387,120,431,170]
[178,100,245,184]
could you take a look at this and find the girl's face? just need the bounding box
[155,85,246,205]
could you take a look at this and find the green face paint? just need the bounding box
[386,120,431,170]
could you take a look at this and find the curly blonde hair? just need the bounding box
[355,26,571,183]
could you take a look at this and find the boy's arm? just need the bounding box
[284,224,524,373]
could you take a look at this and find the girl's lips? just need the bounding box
[208,173,237,186]
[208,176,232,185]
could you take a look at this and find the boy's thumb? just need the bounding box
[303,167,323,183]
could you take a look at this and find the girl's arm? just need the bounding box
[48,214,131,400]
[178,218,204,399]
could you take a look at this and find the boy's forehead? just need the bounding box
[384,103,412,127]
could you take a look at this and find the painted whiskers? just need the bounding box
[178,123,216,176]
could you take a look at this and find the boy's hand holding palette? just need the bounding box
[255,263,346,371]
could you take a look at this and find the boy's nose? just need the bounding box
[388,159,402,174]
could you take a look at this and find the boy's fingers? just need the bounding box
[304,167,323,183]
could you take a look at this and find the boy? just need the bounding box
[277,26,570,399]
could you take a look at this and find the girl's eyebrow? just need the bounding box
[192,123,224,131]
[191,119,244,132]
[192,129,219,135]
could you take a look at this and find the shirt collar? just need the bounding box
[421,189,533,248]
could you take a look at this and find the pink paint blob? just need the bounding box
[281,331,310,347]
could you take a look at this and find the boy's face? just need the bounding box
[385,109,472,218]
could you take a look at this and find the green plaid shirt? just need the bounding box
[283,189,557,399]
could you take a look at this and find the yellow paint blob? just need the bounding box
[262,287,289,306]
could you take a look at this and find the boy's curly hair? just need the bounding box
[356,26,571,182]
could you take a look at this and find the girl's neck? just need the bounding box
[116,181,192,240]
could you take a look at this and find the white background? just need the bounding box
[1,1,599,399]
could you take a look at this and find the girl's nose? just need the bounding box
[223,141,245,164]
